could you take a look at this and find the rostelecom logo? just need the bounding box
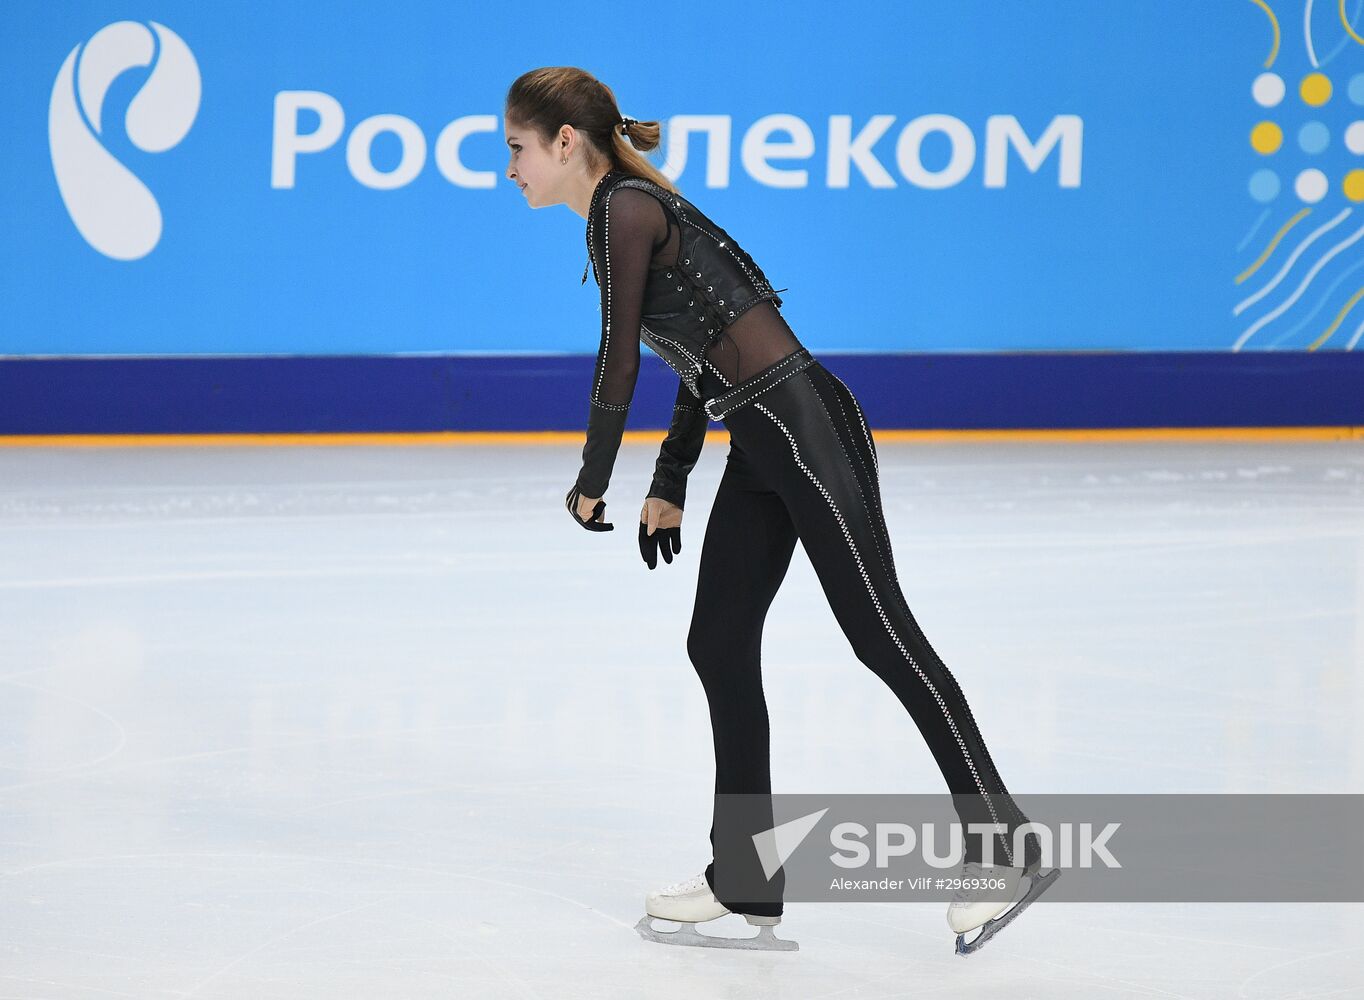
[48,21,201,261]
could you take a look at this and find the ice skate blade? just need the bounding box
[955,866,1062,957]
[635,915,798,952]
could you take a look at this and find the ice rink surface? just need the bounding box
[0,435,1360,999]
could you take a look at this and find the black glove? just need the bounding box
[565,484,613,531]
[638,521,681,569]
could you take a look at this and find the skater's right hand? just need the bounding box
[566,484,613,531]
[638,497,683,569]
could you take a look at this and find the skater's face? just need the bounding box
[504,118,569,209]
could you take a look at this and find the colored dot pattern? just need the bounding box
[1253,72,1285,107]
[1298,121,1329,154]
[1251,121,1282,153]
[1349,74,1364,106]
[1247,71,1364,203]
[1346,122,1364,155]
[1300,73,1332,107]
[1249,170,1280,203]
[1345,169,1364,202]
[1295,168,1328,202]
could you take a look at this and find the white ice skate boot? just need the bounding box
[948,858,1061,956]
[634,873,798,951]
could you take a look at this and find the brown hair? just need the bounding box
[504,67,679,195]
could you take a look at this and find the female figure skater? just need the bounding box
[504,67,1058,955]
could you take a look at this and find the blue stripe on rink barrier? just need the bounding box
[0,352,1361,434]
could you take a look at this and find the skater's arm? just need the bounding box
[645,378,708,510]
[575,186,663,500]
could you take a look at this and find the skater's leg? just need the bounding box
[686,442,798,916]
[726,363,1038,870]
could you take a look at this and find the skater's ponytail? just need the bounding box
[504,67,679,195]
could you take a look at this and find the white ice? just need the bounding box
[0,437,1360,998]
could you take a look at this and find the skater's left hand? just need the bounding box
[566,484,613,531]
[638,497,683,569]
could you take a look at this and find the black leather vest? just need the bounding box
[587,172,787,399]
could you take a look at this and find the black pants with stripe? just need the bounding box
[687,354,1038,918]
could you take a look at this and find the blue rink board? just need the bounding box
[1,353,1361,435]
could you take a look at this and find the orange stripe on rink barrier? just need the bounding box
[0,426,1360,447]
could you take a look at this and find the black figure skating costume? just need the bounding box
[575,168,1041,918]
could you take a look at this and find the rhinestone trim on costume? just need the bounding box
[750,389,1014,868]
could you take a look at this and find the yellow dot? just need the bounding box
[1300,72,1332,106]
[1344,170,1364,202]
[1250,121,1282,153]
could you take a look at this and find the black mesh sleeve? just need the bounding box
[575,185,665,498]
[646,377,709,509]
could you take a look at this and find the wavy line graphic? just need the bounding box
[1342,0,1364,46]
[1316,0,1363,66]
[1347,315,1364,348]
[1307,286,1364,349]
[1235,220,1364,348]
[1307,0,1321,66]
[1236,208,1273,252]
[1236,207,1312,283]
[1234,207,1351,315]
[1266,253,1364,345]
[1249,0,1282,68]
[1320,0,1364,64]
